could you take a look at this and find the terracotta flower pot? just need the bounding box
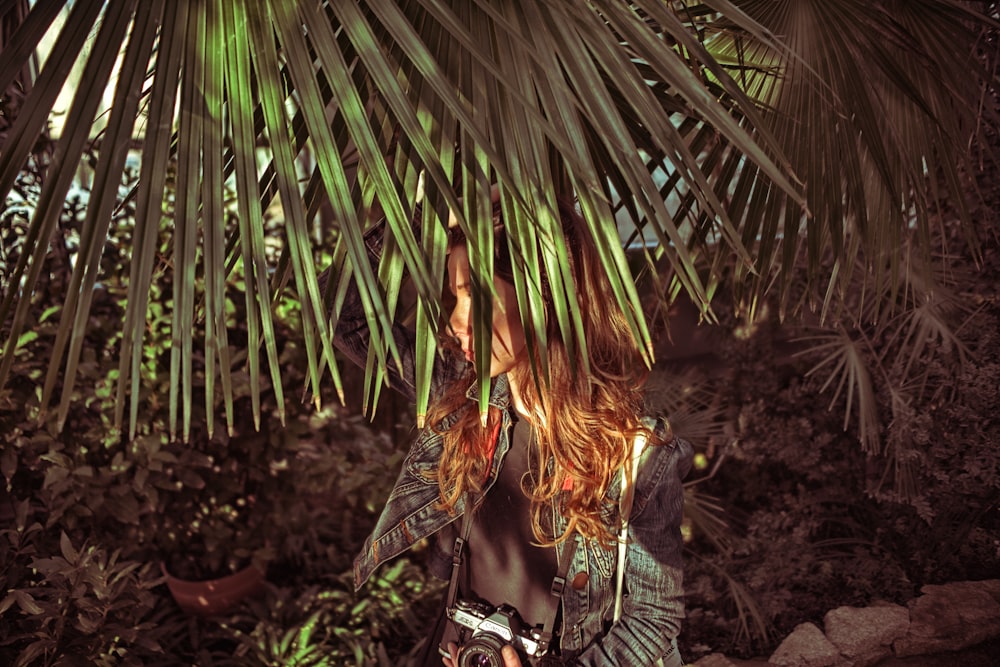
[160,561,266,616]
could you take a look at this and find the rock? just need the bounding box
[692,653,741,666]
[894,579,1000,657]
[823,604,910,666]
[695,580,1000,667]
[768,622,844,667]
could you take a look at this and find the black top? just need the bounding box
[436,410,561,661]
[463,411,559,630]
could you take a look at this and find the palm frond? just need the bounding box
[0,0,133,400]
[683,487,734,556]
[687,549,773,648]
[0,0,994,440]
[115,0,184,438]
[44,0,162,433]
[795,326,882,453]
[644,366,731,447]
[697,0,997,314]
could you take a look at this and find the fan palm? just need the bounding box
[0,0,995,445]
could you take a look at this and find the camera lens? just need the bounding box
[459,633,507,667]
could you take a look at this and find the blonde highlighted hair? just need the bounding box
[426,198,661,547]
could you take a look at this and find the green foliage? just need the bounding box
[5,1,995,438]
[0,322,422,666]
[0,158,420,664]
[0,531,178,667]
[2,6,999,663]
[0,470,185,666]
[208,561,445,667]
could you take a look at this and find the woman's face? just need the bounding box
[447,243,527,377]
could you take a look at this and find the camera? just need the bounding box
[447,599,550,667]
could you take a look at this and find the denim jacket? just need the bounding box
[327,247,692,666]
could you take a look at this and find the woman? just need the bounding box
[330,193,692,666]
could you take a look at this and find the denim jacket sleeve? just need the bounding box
[572,436,693,666]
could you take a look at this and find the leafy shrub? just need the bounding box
[0,156,422,664]
[209,560,445,667]
[0,509,182,667]
[678,229,1000,659]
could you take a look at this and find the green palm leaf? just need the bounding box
[698,0,996,314]
[171,1,205,443]
[115,0,185,438]
[0,0,993,443]
[202,0,234,437]
[0,0,108,372]
[797,326,882,453]
[44,0,162,433]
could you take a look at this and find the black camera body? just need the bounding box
[447,599,549,666]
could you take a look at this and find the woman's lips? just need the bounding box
[463,348,474,361]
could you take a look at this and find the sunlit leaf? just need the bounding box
[0,0,133,390]
[0,0,994,447]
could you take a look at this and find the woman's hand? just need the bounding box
[442,641,522,667]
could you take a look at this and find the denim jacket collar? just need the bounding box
[463,372,513,410]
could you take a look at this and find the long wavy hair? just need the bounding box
[425,197,662,547]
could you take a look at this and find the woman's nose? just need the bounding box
[449,304,471,341]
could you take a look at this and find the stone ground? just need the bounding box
[699,637,1000,666]
[874,637,1000,667]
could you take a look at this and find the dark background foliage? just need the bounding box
[1,2,998,661]
[1,137,998,665]
[672,154,1000,658]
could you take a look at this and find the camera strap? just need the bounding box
[445,493,477,613]
[614,430,648,622]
